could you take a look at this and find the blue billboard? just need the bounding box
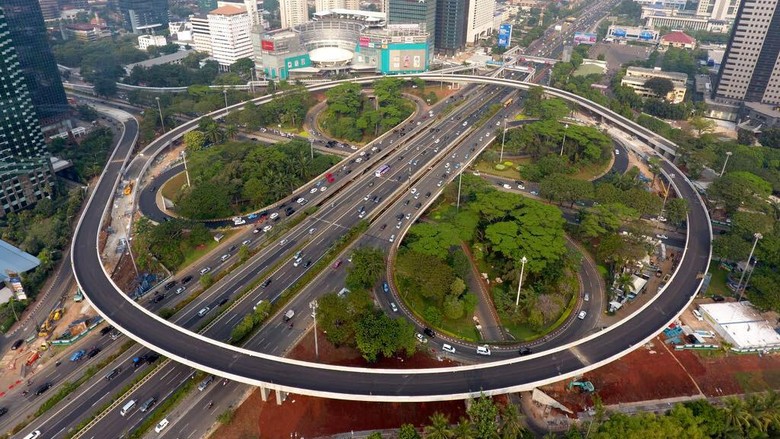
[498,24,512,49]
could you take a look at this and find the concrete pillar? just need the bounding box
[276,390,287,405]
[259,386,270,402]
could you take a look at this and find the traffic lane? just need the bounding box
[158,379,242,439]
[138,164,184,223]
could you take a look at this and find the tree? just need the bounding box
[93,77,117,97]
[399,424,422,439]
[238,245,250,263]
[467,396,500,439]
[318,290,373,346]
[345,247,386,290]
[647,157,662,186]
[709,171,772,212]
[425,412,453,439]
[353,310,416,362]
[200,273,213,289]
[451,418,475,439]
[712,234,751,262]
[183,130,206,152]
[665,198,688,226]
[643,77,675,99]
[230,57,255,78]
[499,403,526,439]
[722,397,753,435]
[688,116,716,137]
[539,174,593,207]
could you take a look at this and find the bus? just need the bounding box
[503,98,514,108]
[375,164,390,177]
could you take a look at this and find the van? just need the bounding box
[105,366,121,381]
[140,396,157,412]
[476,345,491,356]
[692,309,704,321]
[23,431,41,439]
[120,399,136,416]
[220,254,231,262]
[198,307,210,317]
[198,375,214,391]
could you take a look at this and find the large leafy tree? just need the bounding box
[353,310,416,362]
[345,247,386,291]
[709,171,772,212]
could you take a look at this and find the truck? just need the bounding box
[283,309,295,322]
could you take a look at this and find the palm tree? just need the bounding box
[500,404,526,439]
[647,157,662,187]
[723,397,753,435]
[758,391,780,431]
[615,273,634,297]
[425,412,452,439]
[451,417,475,439]
[204,123,224,145]
[225,124,238,140]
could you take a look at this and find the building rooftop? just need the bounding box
[699,302,780,349]
[661,31,696,45]
[0,240,40,281]
[124,49,195,73]
[625,66,688,82]
[209,5,247,16]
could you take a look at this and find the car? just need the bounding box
[364,194,371,201]
[199,267,211,275]
[35,383,52,395]
[87,347,101,358]
[437,180,443,187]
[530,190,539,196]
[517,184,525,190]
[712,295,725,302]
[692,309,704,321]
[70,349,86,362]
[390,302,398,312]
[22,431,41,439]
[218,298,229,306]
[518,347,532,356]
[656,234,669,240]
[296,197,306,204]
[261,278,272,288]
[247,213,258,220]
[175,286,186,295]
[476,345,491,356]
[253,228,261,234]
[100,325,115,336]
[309,227,316,234]
[389,234,396,242]
[472,170,481,176]
[182,275,193,284]
[11,339,23,350]
[413,193,420,199]
[358,211,366,218]
[164,281,176,291]
[410,187,417,194]
[657,216,667,222]
[279,238,288,246]
[423,327,436,338]
[304,260,312,268]
[332,260,343,269]
[155,419,170,433]
[382,282,390,293]
[584,293,589,302]
[220,253,231,262]
[242,239,251,246]
[105,366,122,381]
[425,191,431,198]
[285,207,295,216]
[578,311,587,320]
[309,187,318,194]
[405,213,411,219]
[415,333,428,344]
[320,186,327,192]
[404,199,410,206]
[198,307,211,317]
[232,216,246,225]
[442,344,456,353]
[151,294,165,304]
[269,212,279,220]
[380,223,387,230]
[415,202,422,209]
[0,407,7,417]
[262,225,273,233]
[502,183,511,189]
[615,149,620,155]
[293,258,303,267]
[444,162,450,168]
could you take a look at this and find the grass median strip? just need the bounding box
[125,371,202,439]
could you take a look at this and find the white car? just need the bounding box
[578,311,587,320]
[472,170,481,176]
[517,184,525,190]
[657,216,667,222]
[444,162,450,168]
[350,145,358,150]
[293,257,303,267]
[371,146,378,152]
[364,194,371,201]
[199,267,211,275]
[269,212,279,220]
[615,149,620,155]
[309,187,318,194]
[358,211,366,218]
[435,138,440,144]
[410,187,417,194]
[389,234,396,242]
[155,419,170,433]
[232,217,246,225]
[262,224,273,232]
[416,333,428,344]
[355,157,363,163]
[437,180,443,187]
[442,344,456,353]
[390,302,398,312]
[656,234,669,240]
[242,239,251,246]
[584,293,589,302]
[296,197,306,204]
[503,183,512,189]
[320,186,327,192]
[23,432,42,439]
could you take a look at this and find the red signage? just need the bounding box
[261,40,275,51]
[359,36,370,48]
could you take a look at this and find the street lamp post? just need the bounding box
[125,224,139,277]
[736,233,762,302]
[559,124,569,156]
[719,151,733,177]
[223,89,228,109]
[500,118,508,162]
[155,97,165,133]
[514,256,528,312]
[182,151,191,187]
[309,300,319,359]
[456,165,463,210]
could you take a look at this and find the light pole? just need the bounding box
[736,233,762,302]
[500,118,508,162]
[719,151,732,177]
[559,124,568,156]
[182,150,191,187]
[223,89,228,109]
[309,300,319,359]
[155,97,165,133]
[456,165,463,210]
[514,256,528,312]
[125,224,139,277]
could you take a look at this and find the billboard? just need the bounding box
[381,43,428,73]
[359,36,370,47]
[261,40,275,51]
[497,24,512,49]
[573,32,597,45]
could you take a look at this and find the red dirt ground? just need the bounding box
[212,331,470,439]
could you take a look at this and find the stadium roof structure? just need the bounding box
[0,240,40,281]
[313,9,385,22]
[309,47,353,64]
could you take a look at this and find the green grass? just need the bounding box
[570,160,612,181]
[573,64,605,77]
[705,261,732,298]
[178,229,237,270]
[160,171,187,201]
[473,160,522,179]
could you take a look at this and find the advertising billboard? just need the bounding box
[573,32,597,45]
[497,24,512,49]
[359,36,370,48]
[261,40,275,51]
[381,43,428,73]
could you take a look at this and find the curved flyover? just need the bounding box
[72,75,711,402]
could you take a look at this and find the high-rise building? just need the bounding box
[280,0,308,28]
[696,0,739,21]
[434,0,467,55]
[388,0,435,60]
[118,0,169,33]
[0,0,69,125]
[314,0,359,12]
[466,0,493,43]
[0,7,54,217]
[714,0,780,105]
[191,14,212,54]
[208,5,253,68]
[37,0,59,21]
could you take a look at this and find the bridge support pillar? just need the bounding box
[276,390,287,405]
[259,386,270,402]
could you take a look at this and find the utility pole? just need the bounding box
[514,256,528,312]
[500,118,507,162]
[736,233,762,302]
[559,124,568,156]
[456,167,463,210]
[719,151,732,177]
[155,97,165,133]
[310,300,319,359]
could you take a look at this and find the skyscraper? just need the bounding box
[0,7,53,216]
[1,0,69,124]
[118,0,169,33]
[714,0,780,105]
[388,0,436,60]
[279,0,308,28]
[434,0,467,55]
[465,0,493,44]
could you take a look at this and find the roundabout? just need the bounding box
[72,75,712,402]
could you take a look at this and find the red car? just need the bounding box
[332,260,342,269]
[326,173,335,183]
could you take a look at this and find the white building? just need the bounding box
[699,302,780,351]
[280,0,309,29]
[621,66,688,103]
[315,0,359,13]
[138,35,168,51]
[696,0,739,21]
[191,15,212,54]
[466,0,495,44]
[208,5,254,68]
